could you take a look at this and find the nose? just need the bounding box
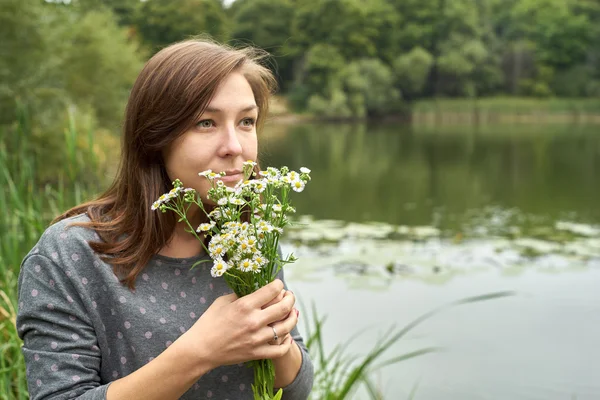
[219,123,243,158]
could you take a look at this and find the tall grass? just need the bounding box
[0,105,101,400]
[304,292,514,399]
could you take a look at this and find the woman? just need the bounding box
[17,39,314,400]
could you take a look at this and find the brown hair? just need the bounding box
[54,39,277,288]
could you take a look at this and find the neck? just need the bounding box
[158,206,207,259]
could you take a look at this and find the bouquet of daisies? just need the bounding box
[152,160,311,400]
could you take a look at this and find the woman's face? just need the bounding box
[163,72,259,201]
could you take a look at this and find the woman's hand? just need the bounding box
[178,279,298,370]
[262,290,299,348]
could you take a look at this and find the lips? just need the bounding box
[217,170,243,183]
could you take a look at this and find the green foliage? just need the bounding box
[307,89,353,119]
[508,0,592,68]
[230,0,295,86]
[339,59,400,117]
[393,47,434,99]
[134,0,229,51]
[290,0,398,62]
[62,10,144,129]
[0,107,103,400]
[307,59,400,119]
[72,0,140,25]
[303,45,346,97]
[0,1,144,131]
[0,0,63,125]
[2,0,600,124]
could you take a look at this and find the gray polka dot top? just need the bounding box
[17,214,314,399]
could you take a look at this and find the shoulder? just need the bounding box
[25,213,99,268]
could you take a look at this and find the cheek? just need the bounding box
[164,142,213,189]
[243,134,258,160]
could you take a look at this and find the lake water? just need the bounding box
[261,122,600,399]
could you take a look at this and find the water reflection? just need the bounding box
[260,123,600,229]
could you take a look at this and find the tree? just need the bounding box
[230,0,296,89]
[307,58,400,119]
[0,0,58,124]
[507,0,592,69]
[73,0,140,26]
[290,0,399,62]
[134,0,229,51]
[339,59,401,117]
[388,0,498,96]
[61,10,145,128]
[393,47,434,100]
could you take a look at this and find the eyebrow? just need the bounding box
[204,105,259,113]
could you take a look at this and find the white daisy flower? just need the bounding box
[300,167,311,174]
[243,160,257,168]
[238,258,255,272]
[151,201,161,211]
[291,179,305,192]
[239,222,250,232]
[253,180,266,193]
[230,197,244,206]
[196,221,215,232]
[246,236,258,247]
[198,169,212,177]
[258,222,273,233]
[253,254,268,266]
[250,262,262,273]
[208,209,221,220]
[266,167,280,178]
[287,171,298,181]
[210,259,230,277]
[217,197,228,206]
[209,244,226,258]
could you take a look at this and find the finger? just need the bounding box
[261,289,286,310]
[270,308,298,340]
[262,324,284,345]
[280,333,291,344]
[260,292,294,325]
[269,333,291,346]
[254,336,293,360]
[244,279,284,309]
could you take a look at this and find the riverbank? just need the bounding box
[412,97,600,125]
[269,96,600,125]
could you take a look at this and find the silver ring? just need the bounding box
[271,326,278,342]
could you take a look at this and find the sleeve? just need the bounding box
[275,248,315,400]
[17,254,110,400]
